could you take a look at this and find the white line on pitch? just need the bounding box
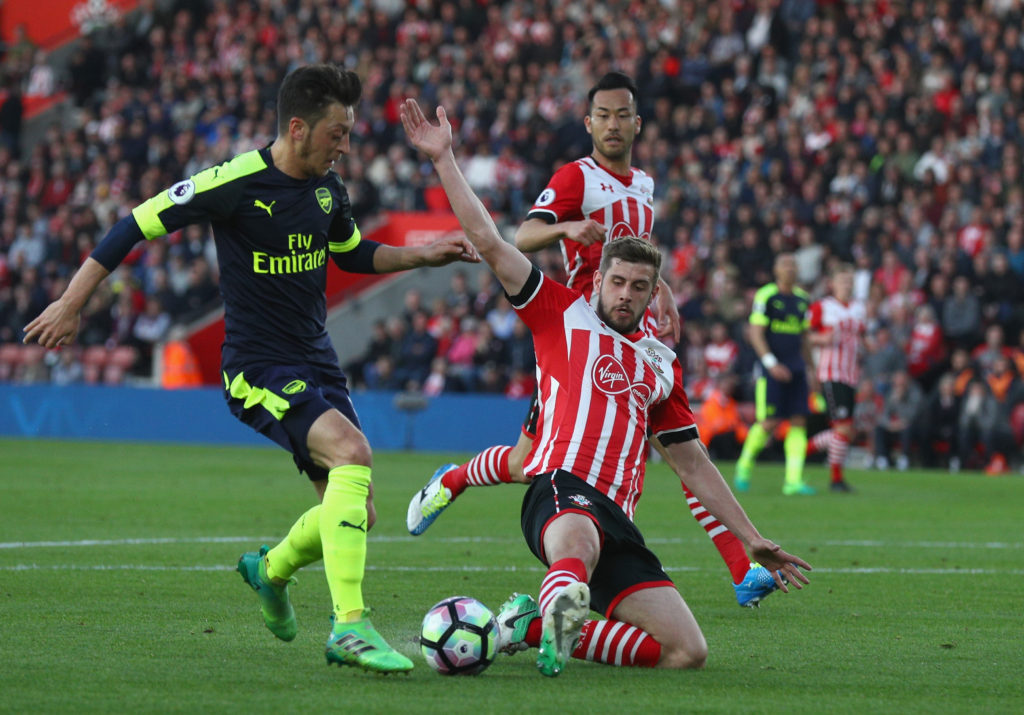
[2,564,1022,576]
[1,535,1021,550]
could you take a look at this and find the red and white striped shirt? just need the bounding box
[527,157,656,297]
[516,272,696,520]
[704,339,739,377]
[809,296,865,385]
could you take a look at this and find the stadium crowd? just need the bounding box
[2,0,1024,471]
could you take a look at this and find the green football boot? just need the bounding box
[733,463,751,493]
[237,545,297,642]
[496,593,540,655]
[325,612,414,674]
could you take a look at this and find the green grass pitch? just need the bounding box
[1,438,1020,714]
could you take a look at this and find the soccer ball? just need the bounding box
[420,596,499,675]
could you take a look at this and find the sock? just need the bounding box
[808,429,833,456]
[572,619,662,667]
[737,422,769,472]
[828,430,850,483]
[441,446,512,499]
[784,425,808,486]
[539,557,588,616]
[266,505,322,581]
[320,464,371,620]
[682,483,750,584]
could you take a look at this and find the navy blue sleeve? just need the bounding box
[330,238,381,273]
[90,215,145,271]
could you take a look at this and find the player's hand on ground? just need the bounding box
[400,98,452,161]
[564,219,605,246]
[768,363,792,382]
[748,538,812,592]
[22,299,80,349]
[417,235,481,266]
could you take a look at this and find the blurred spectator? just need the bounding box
[942,275,982,351]
[395,310,437,389]
[861,325,906,390]
[873,370,923,471]
[49,348,84,386]
[917,373,961,470]
[905,304,946,393]
[852,377,884,461]
[0,81,23,156]
[485,295,517,341]
[703,320,738,378]
[956,379,1019,474]
[423,356,448,397]
[695,373,748,460]
[971,324,1012,376]
[24,50,56,100]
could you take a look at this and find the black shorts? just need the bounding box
[755,369,810,421]
[521,386,540,437]
[224,362,360,481]
[821,381,855,422]
[521,470,674,617]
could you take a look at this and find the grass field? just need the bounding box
[1,438,1021,714]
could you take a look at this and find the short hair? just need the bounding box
[831,261,855,275]
[588,71,639,111]
[599,236,662,276]
[277,64,361,134]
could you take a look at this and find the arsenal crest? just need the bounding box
[315,187,333,214]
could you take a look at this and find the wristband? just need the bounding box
[761,353,779,370]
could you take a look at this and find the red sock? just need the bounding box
[572,619,662,667]
[828,430,850,483]
[539,557,588,616]
[808,429,833,456]
[440,446,512,498]
[682,483,749,584]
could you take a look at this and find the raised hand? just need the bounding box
[400,98,453,162]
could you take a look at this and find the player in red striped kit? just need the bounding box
[407,72,781,608]
[401,98,811,675]
[807,263,865,492]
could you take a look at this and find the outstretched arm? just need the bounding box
[23,258,110,348]
[401,99,533,296]
[662,438,812,590]
[514,217,606,253]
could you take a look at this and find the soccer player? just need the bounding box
[408,72,780,608]
[734,253,821,495]
[806,263,865,492]
[402,97,811,677]
[22,65,479,674]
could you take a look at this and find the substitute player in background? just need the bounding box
[734,253,821,496]
[806,263,864,492]
[409,72,783,608]
[402,97,810,676]
[23,64,478,674]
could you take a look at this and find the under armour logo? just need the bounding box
[599,183,614,192]
[339,519,366,532]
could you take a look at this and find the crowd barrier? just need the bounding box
[0,385,527,453]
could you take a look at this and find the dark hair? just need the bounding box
[599,236,662,275]
[587,71,639,111]
[277,64,361,134]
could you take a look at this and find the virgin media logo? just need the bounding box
[593,355,629,394]
[592,355,653,407]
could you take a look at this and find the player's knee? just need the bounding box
[326,432,372,468]
[658,639,708,669]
